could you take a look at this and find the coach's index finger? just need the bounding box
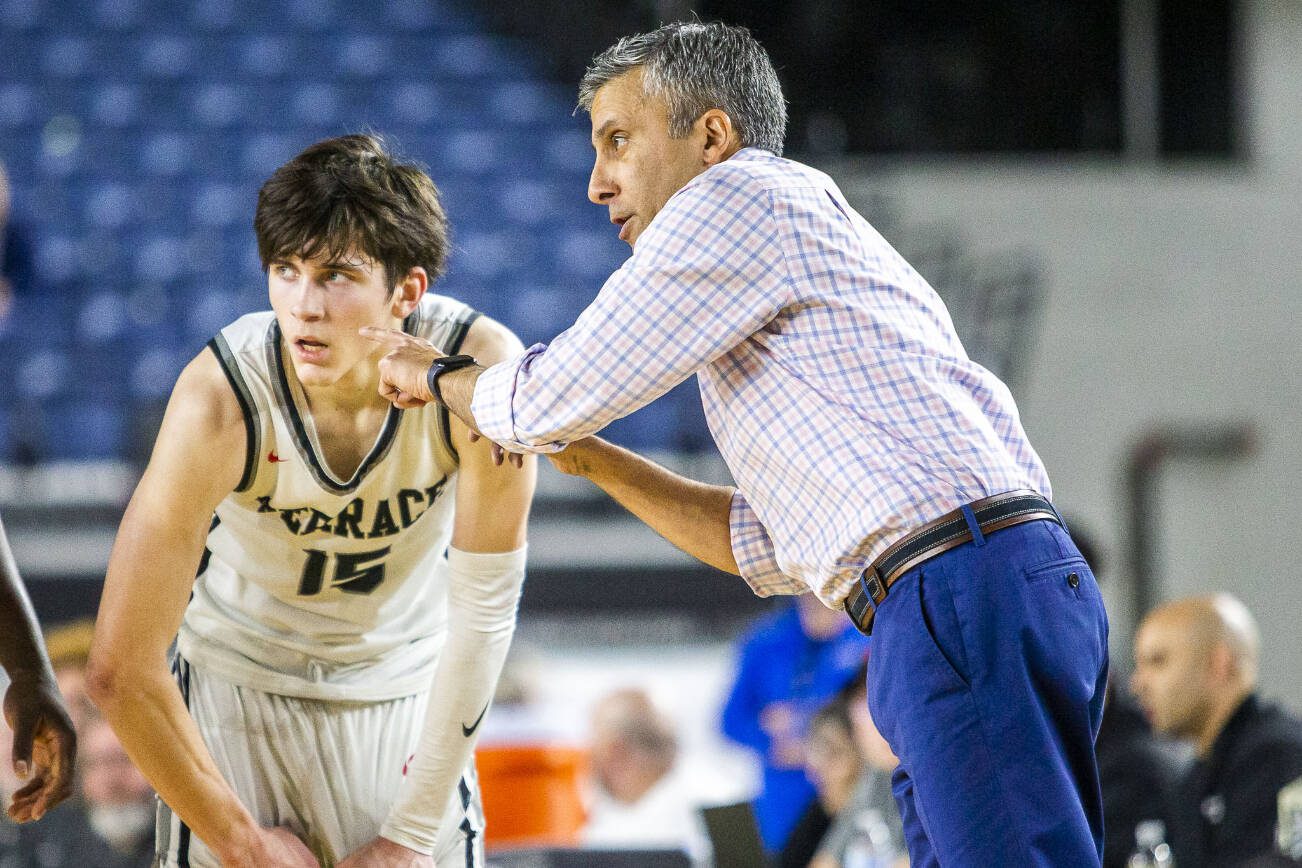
[358,325,409,346]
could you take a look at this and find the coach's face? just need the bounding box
[588,68,740,248]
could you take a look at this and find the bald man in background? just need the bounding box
[1132,594,1302,866]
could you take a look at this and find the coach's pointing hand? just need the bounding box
[361,326,442,410]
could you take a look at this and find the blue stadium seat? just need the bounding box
[39,35,96,79]
[129,346,188,399]
[389,81,445,126]
[83,181,136,229]
[600,403,678,452]
[241,132,301,178]
[489,82,563,126]
[0,0,38,28]
[132,233,189,282]
[191,182,245,228]
[496,179,565,227]
[505,286,582,347]
[192,83,249,128]
[188,0,238,32]
[0,83,36,129]
[32,233,85,287]
[441,130,499,175]
[88,82,143,128]
[94,0,140,30]
[333,34,388,78]
[76,291,131,346]
[137,35,198,79]
[15,348,72,401]
[138,131,198,177]
[42,399,126,460]
[553,228,626,279]
[232,33,293,78]
[291,83,343,126]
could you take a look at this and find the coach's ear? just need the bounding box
[390,266,428,317]
[698,108,742,167]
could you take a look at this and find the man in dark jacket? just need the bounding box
[1132,594,1302,866]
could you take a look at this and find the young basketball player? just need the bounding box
[88,134,535,867]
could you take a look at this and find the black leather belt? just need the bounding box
[844,490,1060,636]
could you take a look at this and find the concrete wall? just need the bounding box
[828,0,1302,703]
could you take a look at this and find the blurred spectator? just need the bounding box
[43,620,100,731]
[722,593,870,852]
[581,688,709,864]
[0,717,154,866]
[0,161,36,321]
[1132,593,1302,865]
[811,671,907,868]
[1098,682,1184,867]
[1066,519,1184,867]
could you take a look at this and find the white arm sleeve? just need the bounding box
[379,545,527,853]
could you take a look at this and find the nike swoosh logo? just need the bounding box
[461,703,489,737]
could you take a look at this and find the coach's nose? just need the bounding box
[588,155,617,205]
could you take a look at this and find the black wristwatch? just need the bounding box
[425,354,479,404]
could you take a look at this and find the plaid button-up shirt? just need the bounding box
[472,148,1050,607]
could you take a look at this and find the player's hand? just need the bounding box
[3,674,76,822]
[360,326,441,410]
[237,826,320,867]
[339,835,436,867]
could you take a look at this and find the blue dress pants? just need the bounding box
[865,516,1109,866]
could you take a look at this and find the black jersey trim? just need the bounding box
[269,322,405,495]
[169,655,193,867]
[195,514,220,579]
[438,309,482,462]
[207,335,260,493]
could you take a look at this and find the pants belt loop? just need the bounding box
[859,568,882,612]
[960,503,986,546]
[1047,501,1069,533]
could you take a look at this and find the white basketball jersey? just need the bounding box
[176,293,480,701]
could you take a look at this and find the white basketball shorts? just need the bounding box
[156,656,484,867]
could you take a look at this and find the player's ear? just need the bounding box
[390,266,428,317]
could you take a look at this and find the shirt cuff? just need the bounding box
[728,490,789,597]
[470,344,561,453]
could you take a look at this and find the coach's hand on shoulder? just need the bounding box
[339,836,435,867]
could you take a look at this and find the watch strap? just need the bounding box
[426,354,478,404]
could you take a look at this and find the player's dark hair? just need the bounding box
[253,134,448,289]
[578,21,788,156]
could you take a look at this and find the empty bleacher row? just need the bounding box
[0,0,712,462]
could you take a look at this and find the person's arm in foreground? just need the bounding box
[547,436,738,575]
[87,352,317,867]
[342,318,536,868]
[0,514,75,821]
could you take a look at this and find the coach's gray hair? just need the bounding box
[578,21,787,157]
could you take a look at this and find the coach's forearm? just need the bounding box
[558,439,740,575]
